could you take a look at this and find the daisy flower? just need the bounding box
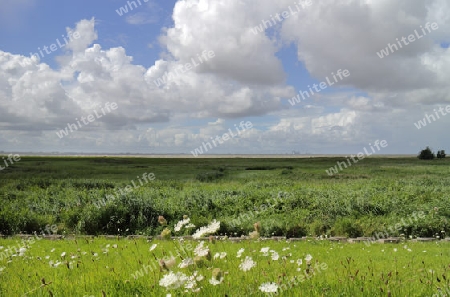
[236,248,245,258]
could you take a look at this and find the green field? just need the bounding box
[0,156,448,238]
[0,156,449,296]
[1,237,449,296]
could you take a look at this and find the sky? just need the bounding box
[0,0,449,155]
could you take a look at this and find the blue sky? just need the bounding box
[0,1,175,68]
[0,0,449,155]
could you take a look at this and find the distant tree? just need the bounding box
[418,147,435,160]
[437,150,446,159]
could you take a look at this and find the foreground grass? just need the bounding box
[0,237,449,296]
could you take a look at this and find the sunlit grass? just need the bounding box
[0,237,448,296]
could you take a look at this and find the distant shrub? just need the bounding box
[418,147,435,160]
[309,220,331,236]
[215,166,226,172]
[195,171,224,182]
[437,150,446,159]
[332,218,363,238]
[286,224,308,238]
[245,166,275,170]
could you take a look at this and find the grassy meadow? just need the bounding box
[0,156,450,296]
[0,156,448,238]
[1,237,449,296]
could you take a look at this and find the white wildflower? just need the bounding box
[209,277,224,285]
[159,272,189,290]
[196,275,204,281]
[51,261,62,268]
[178,258,194,269]
[239,256,256,272]
[260,247,270,256]
[270,250,279,261]
[259,282,278,293]
[18,247,26,256]
[194,241,209,257]
[174,218,191,232]
[213,252,227,259]
[185,279,196,290]
[192,220,220,239]
[236,248,245,258]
